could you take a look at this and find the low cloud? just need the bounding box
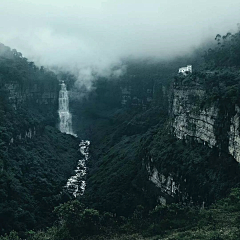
[1,0,240,88]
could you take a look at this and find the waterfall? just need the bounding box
[58,81,76,136]
[58,82,89,197]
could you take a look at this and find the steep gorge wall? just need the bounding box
[171,84,240,163]
[228,105,240,162]
[143,82,240,206]
[172,86,218,148]
[4,81,58,110]
[146,162,180,205]
[1,80,60,144]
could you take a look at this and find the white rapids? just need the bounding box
[64,140,90,197]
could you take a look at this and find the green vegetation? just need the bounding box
[75,28,240,217]
[0,124,79,234]
[2,188,240,239]
[0,43,80,236]
[0,43,58,88]
[204,26,240,68]
[2,27,240,240]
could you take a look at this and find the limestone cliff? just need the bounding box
[4,81,58,110]
[229,105,240,162]
[171,80,240,163]
[2,80,60,143]
[172,86,218,148]
[146,162,179,205]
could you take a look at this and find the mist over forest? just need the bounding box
[1,0,240,87]
[2,1,240,240]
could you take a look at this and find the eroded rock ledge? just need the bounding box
[171,85,240,163]
[172,87,218,148]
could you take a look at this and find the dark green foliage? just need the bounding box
[2,24,240,240]
[70,58,184,216]
[204,27,240,68]
[0,43,58,87]
[83,110,240,218]
[0,124,79,234]
[0,231,21,240]
[80,105,168,216]
[0,43,80,235]
[6,187,240,239]
[54,200,101,236]
[72,43,240,219]
[142,129,240,205]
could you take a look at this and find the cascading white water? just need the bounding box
[65,140,90,197]
[58,81,75,135]
[58,81,89,197]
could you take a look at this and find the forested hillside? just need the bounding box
[1,27,240,240]
[75,28,240,215]
[0,44,80,235]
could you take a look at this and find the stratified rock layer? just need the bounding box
[229,106,240,163]
[171,85,240,163]
[172,86,218,147]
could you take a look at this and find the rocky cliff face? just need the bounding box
[228,105,240,162]
[171,83,240,163]
[4,81,58,110]
[146,162,179,205]
[172,86,218,148]
[2,80,60,144]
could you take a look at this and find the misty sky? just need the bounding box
[1,0,240,84]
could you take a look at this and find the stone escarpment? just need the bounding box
[146,162,179,205]
[9,127,37,145]
[4,81,58,110]
[2,80,60,144]
[142,75,240,206]
[171,84,240,163]
[172,86,218,148]
[228,105,240,162]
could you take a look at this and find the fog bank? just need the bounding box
[1,0,239,86]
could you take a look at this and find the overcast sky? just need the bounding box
[0,0,240,84]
